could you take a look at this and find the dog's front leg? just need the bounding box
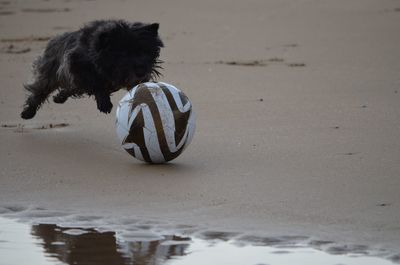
[94,91,113,114]
[53,89,75,104]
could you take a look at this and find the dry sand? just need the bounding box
[1,0,400,255]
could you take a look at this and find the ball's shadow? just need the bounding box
[130,160,199,175]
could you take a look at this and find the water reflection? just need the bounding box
[32,224,130,265]
[31,223,190,265]
[0,217,398,265]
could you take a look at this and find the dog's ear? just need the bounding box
[140,23,159,35]
[137,23,163,47]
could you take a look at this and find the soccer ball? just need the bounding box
[116,82,196,163]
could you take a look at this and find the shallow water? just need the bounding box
[0,217,397,265]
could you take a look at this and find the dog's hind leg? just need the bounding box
[21,75,58,119]
[21,56,59,119]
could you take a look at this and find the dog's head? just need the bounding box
[91,21,164,89]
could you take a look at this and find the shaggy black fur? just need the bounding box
[21,20,164,119]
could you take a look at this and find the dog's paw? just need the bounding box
[96,99,113,114]
[53,94,68,104]
[21,106,37,120]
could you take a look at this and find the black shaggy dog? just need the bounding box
[21,20,164,119]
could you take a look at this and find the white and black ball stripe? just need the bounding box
[116,82,195,163]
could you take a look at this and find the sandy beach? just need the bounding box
[1,0,400,258]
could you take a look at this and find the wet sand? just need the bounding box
[1,0,400,258]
